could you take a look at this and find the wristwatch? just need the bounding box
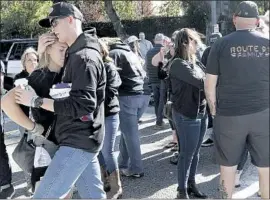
[34,97,44,108]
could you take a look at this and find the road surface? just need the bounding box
[4,106,260,199]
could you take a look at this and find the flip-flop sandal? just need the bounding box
[171,144,179,152]
[165,142,177,148]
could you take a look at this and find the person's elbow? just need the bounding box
[151,56,159,67]
[1,88,15,112]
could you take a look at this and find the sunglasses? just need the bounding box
[50,16,67,28]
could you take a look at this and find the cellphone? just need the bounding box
[163,46,170,54]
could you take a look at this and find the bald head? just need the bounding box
[233,16,259,30]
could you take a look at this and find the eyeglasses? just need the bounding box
[50,16,66,28]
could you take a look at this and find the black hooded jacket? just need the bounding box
[53,30,106,153]
[109,43,144,96]
[104,61,121,117]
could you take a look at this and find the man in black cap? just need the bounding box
[201,31,222,148]
[205,1,269,198]
[15,2,106,198]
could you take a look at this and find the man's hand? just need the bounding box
[38,33,57,56]
[204,74,218,116]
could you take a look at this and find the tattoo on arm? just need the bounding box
[219,180,228,199]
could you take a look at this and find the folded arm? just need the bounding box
[1,87,35,130]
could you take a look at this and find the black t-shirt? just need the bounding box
[206,30,269,116]
[27,68,62,143]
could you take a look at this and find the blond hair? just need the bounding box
[98,38,114,63]
[21,47,38,70]
[39,48,51,69]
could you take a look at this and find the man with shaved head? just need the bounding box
[205,1,269,198]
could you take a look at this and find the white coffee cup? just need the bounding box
[14,78,28,90]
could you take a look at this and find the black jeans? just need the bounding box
[0,126,12,186]
[151,81,167,125]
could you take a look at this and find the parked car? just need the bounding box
[0,38,38,90]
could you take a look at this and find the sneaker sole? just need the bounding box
[201,143,214,147]
[120,172,144,178]
[7,190,15,199]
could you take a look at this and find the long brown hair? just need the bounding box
[174,28,202,63]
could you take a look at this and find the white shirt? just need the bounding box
[139,39,153,59]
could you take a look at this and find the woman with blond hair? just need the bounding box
[170,28,208,199]
[97,38,122,199]
[13,47,39,140]
[13,47,39,83]
[1,33,67,193]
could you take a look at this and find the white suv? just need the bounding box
[1,39,37,90]
[4,39,38,78]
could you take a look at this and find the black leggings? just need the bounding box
[0,127,12,186]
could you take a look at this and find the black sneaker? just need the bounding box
[201,138,214,147]
[0,184,15,199]
[138,120,143,124]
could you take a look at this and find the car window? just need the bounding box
[0,42,13,60]
[9,42,38,60]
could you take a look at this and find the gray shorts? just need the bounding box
[213,108,269,167]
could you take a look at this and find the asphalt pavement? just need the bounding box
[4,106,260,199]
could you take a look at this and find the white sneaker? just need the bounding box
[235,170,243,188]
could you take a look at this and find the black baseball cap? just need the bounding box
[39,2,84,28]
[235,1,259,18]
[208,32,222,45]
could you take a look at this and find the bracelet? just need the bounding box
[29,122,36,132]
[30,95,38,108]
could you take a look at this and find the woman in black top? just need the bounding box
[97,39,122,199]
[1,33,67,193]
[13,47,39,133]
[169,28,208,199]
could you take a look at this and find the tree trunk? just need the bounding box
[52,0,67,4]
[104,0,128,41]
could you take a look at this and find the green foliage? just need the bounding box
[158,1,182,17]
[181,1,210,31]
[112,1,138,20]
[1,1,52,39]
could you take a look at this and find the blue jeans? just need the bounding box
[33,146,106,199]
[138,95,151,120]
[118,95,146,174]
[98,114,120,174]
[151,81,167,125]
[172,109,208,189]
